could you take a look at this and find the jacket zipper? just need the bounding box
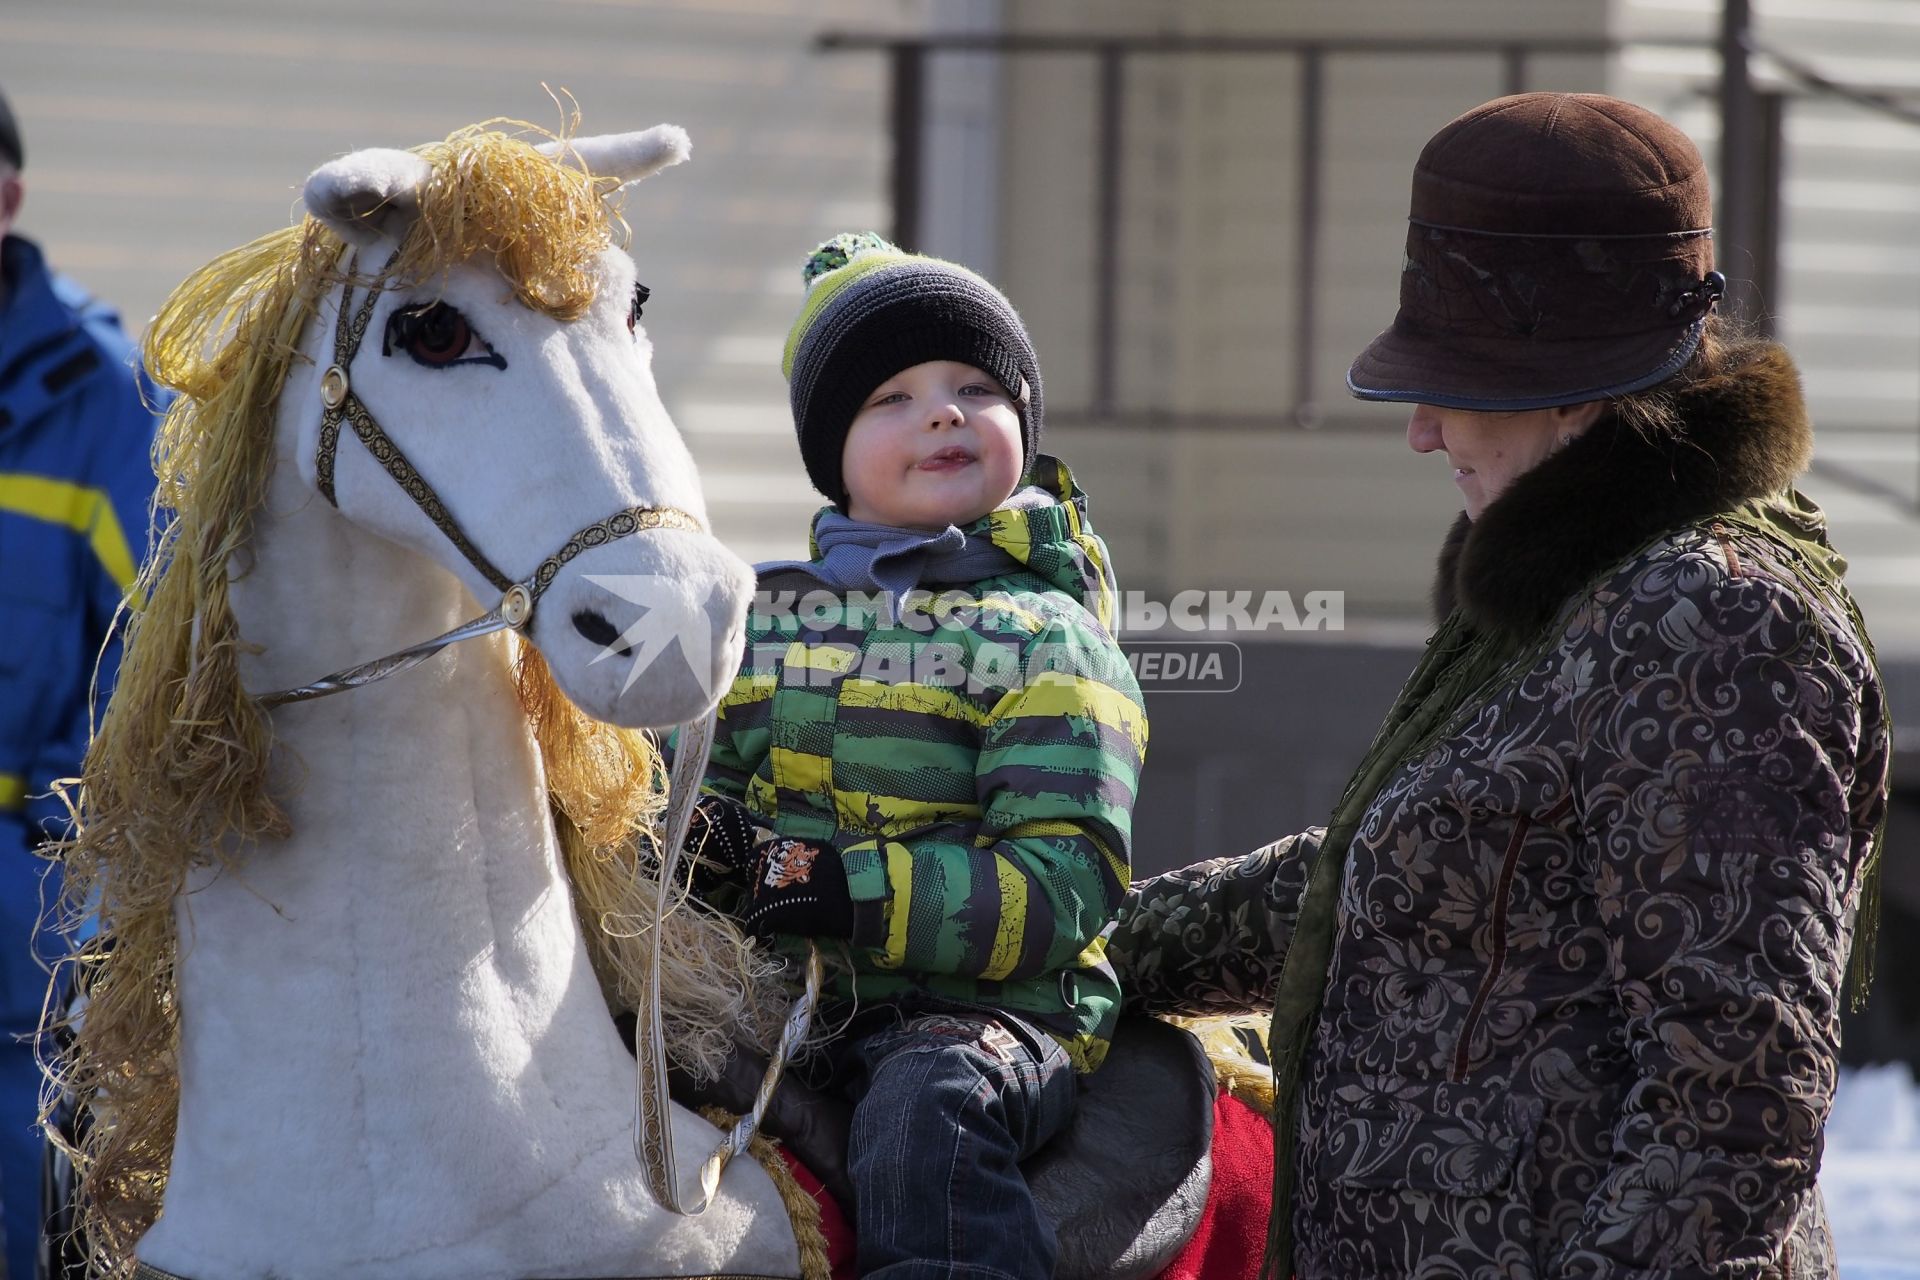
[1451,795,1574,1083]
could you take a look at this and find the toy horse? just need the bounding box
[54,122,817,1279]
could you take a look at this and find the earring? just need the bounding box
[1559,434,1573,447]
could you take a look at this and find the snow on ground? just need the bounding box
[1826,1063,1920,1279]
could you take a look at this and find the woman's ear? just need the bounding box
[1555,399,1608,437]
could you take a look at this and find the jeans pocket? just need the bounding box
[992,1019,1076,1159]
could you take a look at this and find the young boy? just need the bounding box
[691,233,1147,1280]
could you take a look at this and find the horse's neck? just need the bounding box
[218,453,558,955]
[147,462,657,1271]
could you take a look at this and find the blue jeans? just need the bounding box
[839,1010,1077,1280]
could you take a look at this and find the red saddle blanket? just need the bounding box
[781,1089,1273,1280]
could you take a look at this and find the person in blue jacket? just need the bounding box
[0,84,165,1277]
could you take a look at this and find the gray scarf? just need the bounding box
[756,486,1052,610]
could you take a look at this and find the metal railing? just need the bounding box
[1747,35,1920,512]
[819,31,1720,429]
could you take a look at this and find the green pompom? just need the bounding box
[801,231,896,288]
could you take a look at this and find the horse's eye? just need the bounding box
[627,283,651,334]
[382,302,505,370]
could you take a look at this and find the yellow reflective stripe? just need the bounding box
[0,472,137,590]
[838,676,992,726]
[782,641,858,673]
[879,840,916,969]
[981,856,1028,981]
[769,746,832,797]
[0,774,24,813]
[998,671,1148,756]
[1085,826,1128,892]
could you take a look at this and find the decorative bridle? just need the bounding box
[253,256,821,1217]
[257,257,702,709]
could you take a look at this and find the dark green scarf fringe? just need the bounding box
[1838,592,1888,1014]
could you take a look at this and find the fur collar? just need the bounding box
[1433,342,1813,639]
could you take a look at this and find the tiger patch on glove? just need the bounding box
[737,835,861,943]
[760,839,820,889]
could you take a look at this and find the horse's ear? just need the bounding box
[540,126,690,188]
[303,149,434,248]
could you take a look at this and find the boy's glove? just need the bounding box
[684,794,766,900]
[739,836,870,944]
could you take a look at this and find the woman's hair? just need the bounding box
[1606,313,1771,442]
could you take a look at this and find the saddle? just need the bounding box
[667,1016,1216,1280]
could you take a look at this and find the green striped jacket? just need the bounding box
[703,458,1147,1071]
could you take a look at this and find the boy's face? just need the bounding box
[840,360,1024,530]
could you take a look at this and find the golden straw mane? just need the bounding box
[48,124,782,1274]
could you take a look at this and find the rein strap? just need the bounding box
[635,711,823,1216]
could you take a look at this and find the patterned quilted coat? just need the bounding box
[1111,344,1890,1280]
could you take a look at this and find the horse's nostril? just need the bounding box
[571,609,631,656]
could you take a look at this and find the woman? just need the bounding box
[1112,93,1890,1280]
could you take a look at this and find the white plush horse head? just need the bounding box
[289,127,749,727]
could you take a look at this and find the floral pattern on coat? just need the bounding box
[1114,511,1888,1280]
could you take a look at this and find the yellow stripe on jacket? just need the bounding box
[992,670,1149,756]
[0,472,138,590]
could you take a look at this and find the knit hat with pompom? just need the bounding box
[781,232,1042,509]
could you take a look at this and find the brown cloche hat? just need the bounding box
[1347,92,1726,412]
